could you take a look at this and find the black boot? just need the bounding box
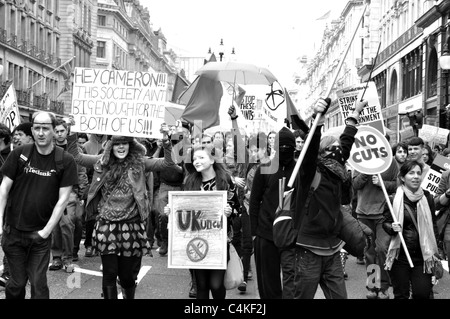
[121,284,136,299]
[102,286,118,299]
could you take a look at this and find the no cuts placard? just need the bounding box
[348,125,392,175]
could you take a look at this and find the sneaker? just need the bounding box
[238,281,247,292]
[85,246,96,257]
[378,290,390,299]
[366,290,378,299]
[64,263,75,273]
[49,258,63,271]
[0,273,9,288]
[247,270,253,280]
[356,257,365,265]
[343,271,348,280]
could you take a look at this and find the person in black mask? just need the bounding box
[249,109,317,298]
[292,97,367,299]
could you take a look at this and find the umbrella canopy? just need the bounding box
[322,125,394,137]
[194,61,278,86]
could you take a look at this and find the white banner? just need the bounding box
[0,84,21,131]
[70,67,168,138]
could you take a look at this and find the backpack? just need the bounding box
[273,168,373,256]
[18,143,65,176]
[273,172,321,249]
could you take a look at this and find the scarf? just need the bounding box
[319,158,348,182]
[385,185,439,274]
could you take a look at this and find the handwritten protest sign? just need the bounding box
[167,191,228,270]
[70,67,168,138]
[337,82,385,135]
[419,124,449,148]
[0,84,21,131]
[421,154,450,197]
[348,125,392,174]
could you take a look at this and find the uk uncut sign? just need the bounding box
[348,125,392,175]
[167,191,228,270]
[70,67,168,139]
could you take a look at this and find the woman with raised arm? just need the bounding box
[66,118,174,299]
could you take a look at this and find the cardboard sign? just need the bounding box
[167,191,228,270]
[0,84,21,131]
[70,67,168,138]
[421,154,450,196]
[337,82,385,135]
[419,124,450,148]
[348,125,393,174]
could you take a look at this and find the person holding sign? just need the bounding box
[66,118,175,299]
[382,160,440,299]
[164,145,240,299]
[292,98,366,299]
[352,139,399,299]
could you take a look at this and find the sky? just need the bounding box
[141,0,350,86]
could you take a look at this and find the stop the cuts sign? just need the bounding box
[348,125,392,174]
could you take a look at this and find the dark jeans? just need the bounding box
[73,199,84,255]
[231,207,253,282]
[1,225,52,299]
[294,247,347,299]
[358,217,391,291]
[389,255,433,299]
[84,219,95,248]
[254,236,295,299]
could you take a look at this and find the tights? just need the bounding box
[194,269,226,299]
[101,254,141,289]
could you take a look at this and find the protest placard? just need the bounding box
[0,84,21,131]
[418,125,449,148]
[70,67,168,138]
[348,125,392,175]
[336,82,385,135]
[421,154,450,197]
[167,191,228,270]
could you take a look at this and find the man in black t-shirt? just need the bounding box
[0,111,78,299]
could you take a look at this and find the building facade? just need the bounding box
[0,0,188,120]
[292,0,449,146]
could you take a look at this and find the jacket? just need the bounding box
[353,158,399,219]
[67,134,174,221]
[249,157,296,241]
[382,191,438,259]
[294,124,357,250]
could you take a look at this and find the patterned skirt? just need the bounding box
[93,218,152,257]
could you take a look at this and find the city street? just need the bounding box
[1,242,449,300]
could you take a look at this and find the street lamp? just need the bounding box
[219,38,224,62]
[439,43,450,70]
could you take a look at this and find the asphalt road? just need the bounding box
[0,243,449,300]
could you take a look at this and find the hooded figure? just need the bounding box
[249,126,297,299]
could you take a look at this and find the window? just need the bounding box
[97,41,105,58]
[427,48,438,98]
[98,15,106,26]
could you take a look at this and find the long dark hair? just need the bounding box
[183,146,232,191]
[104,140,145,186]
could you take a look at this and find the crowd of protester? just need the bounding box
[0,98,448,299]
